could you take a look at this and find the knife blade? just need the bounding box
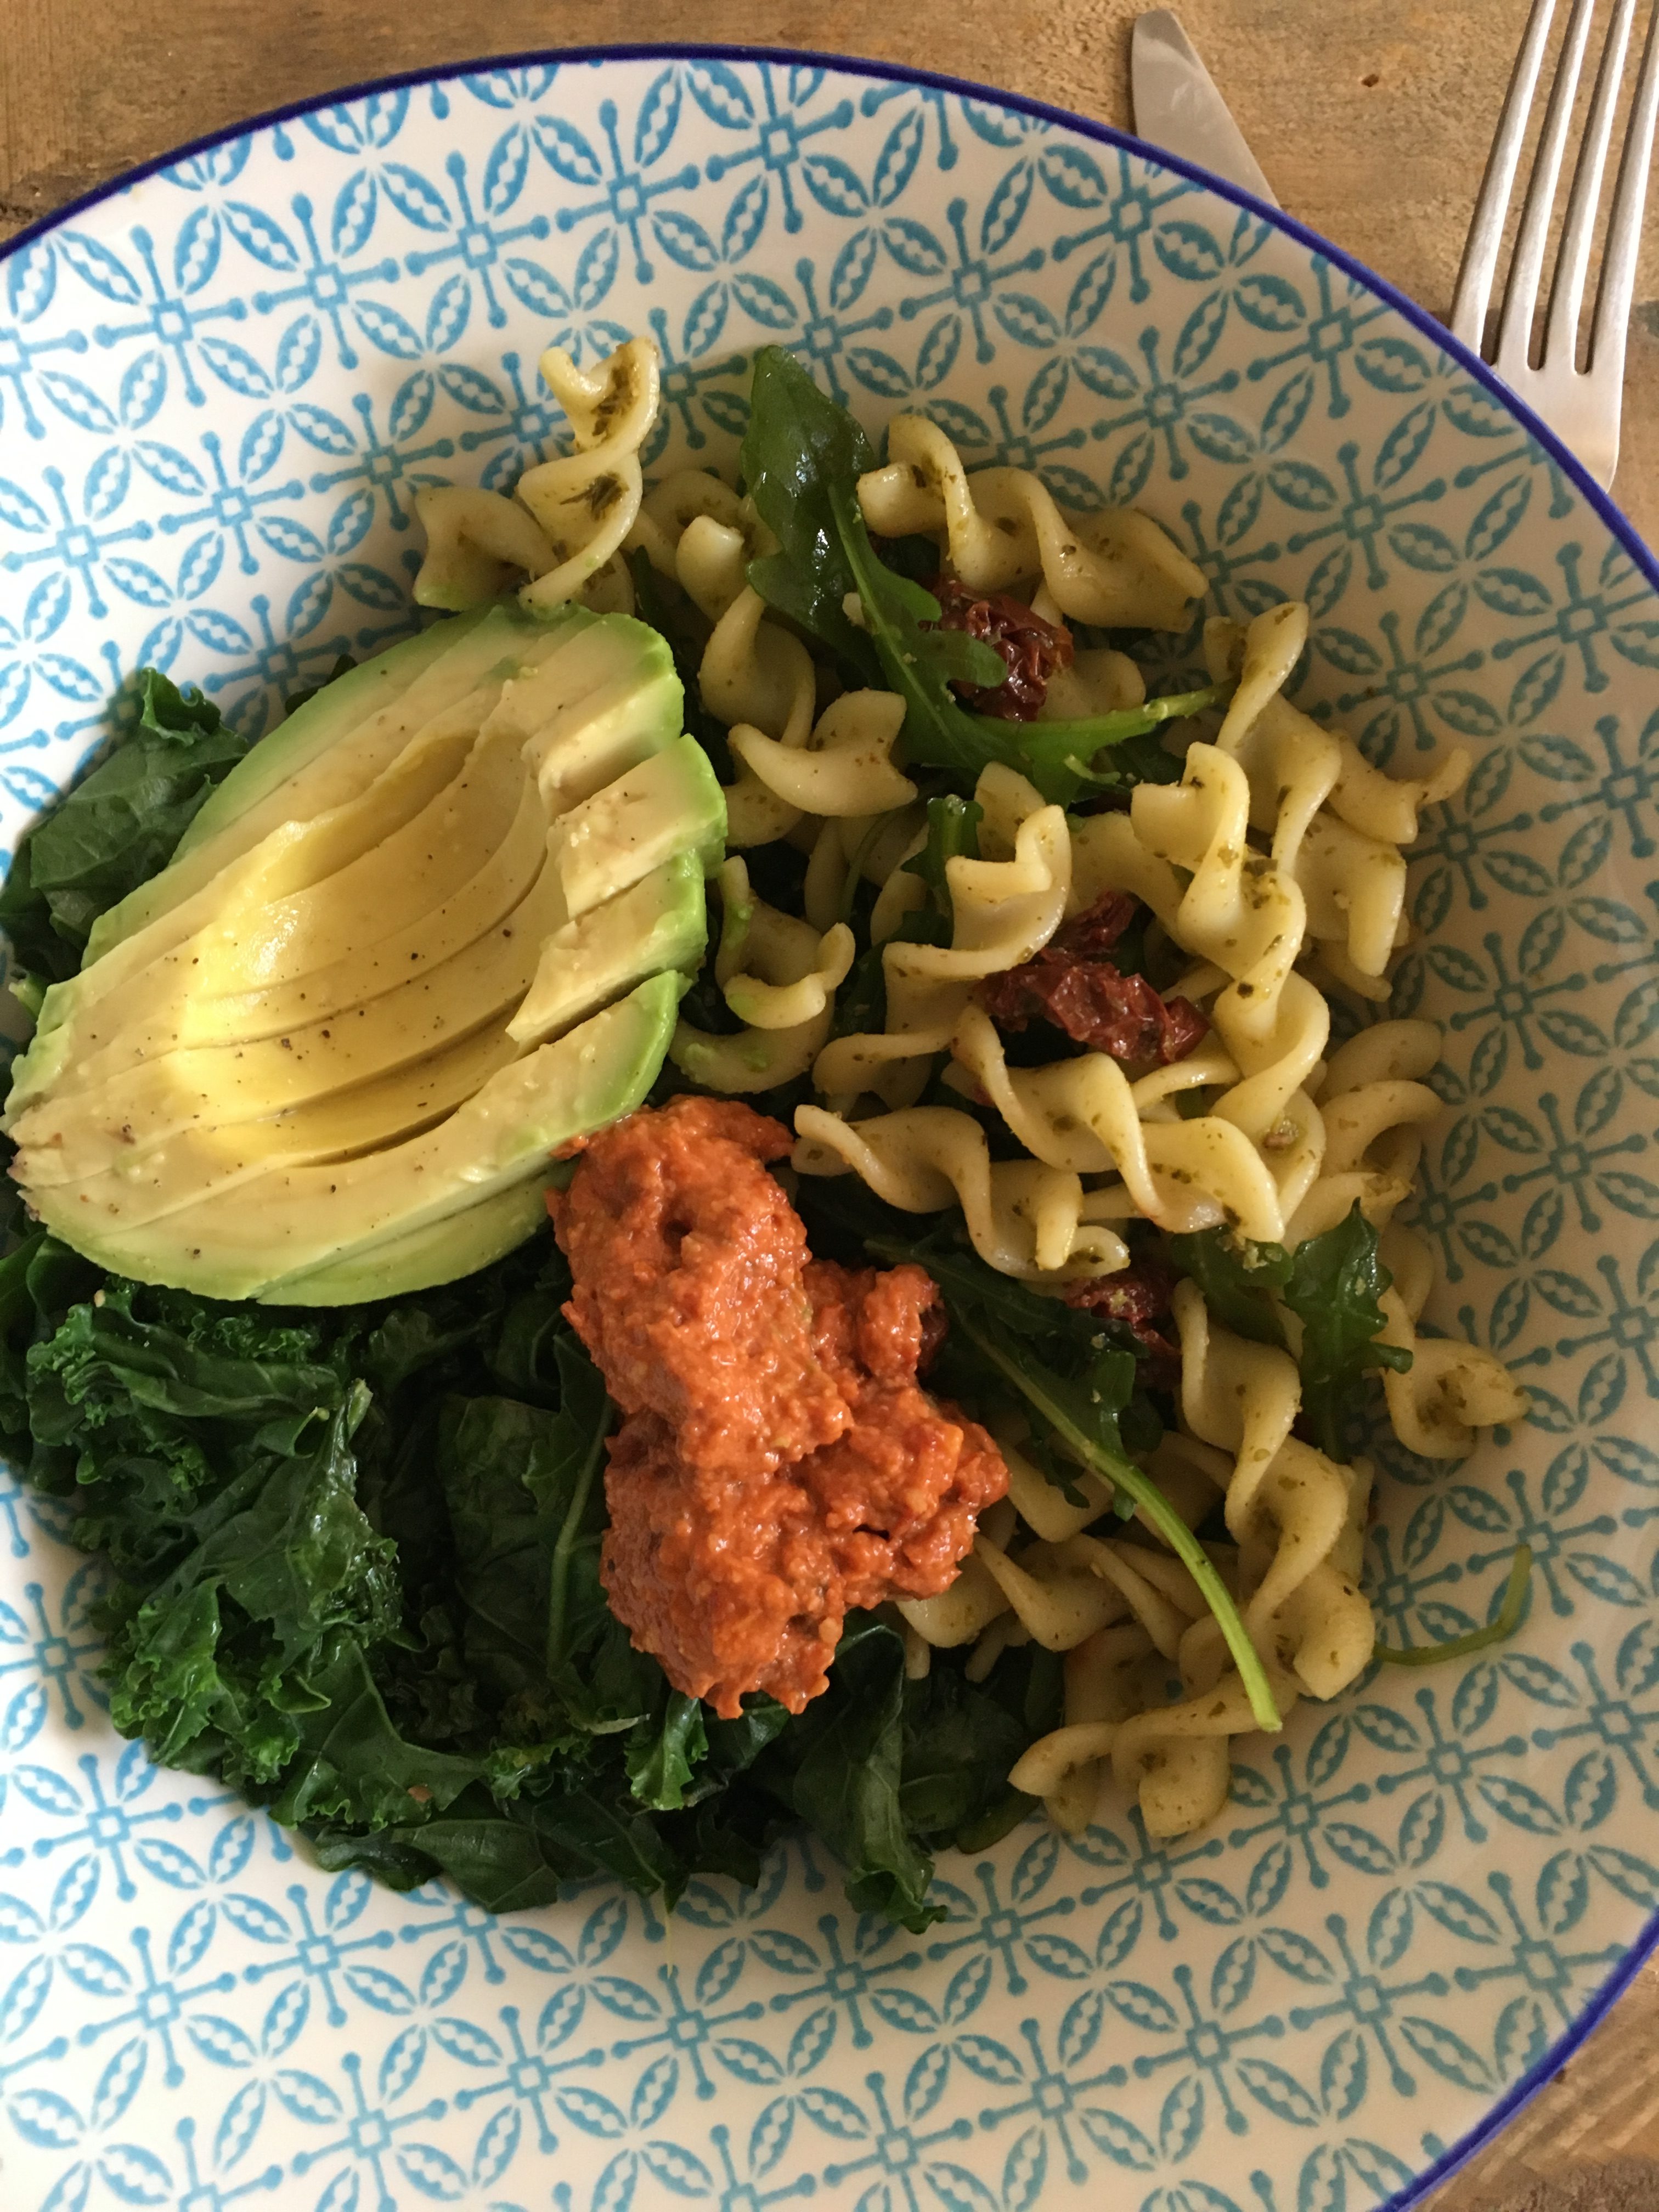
[1130,10,1279,208]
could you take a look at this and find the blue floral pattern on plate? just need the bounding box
[1,47,1657,2212]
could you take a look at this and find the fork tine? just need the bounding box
[1494,0,1602,371]
[1589,0,1659,397]
[1544,0,1639,369]
[1451,0,1560,353]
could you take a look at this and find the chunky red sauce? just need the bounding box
[549,1097,1007,1717]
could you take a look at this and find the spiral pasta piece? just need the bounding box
[896,1549,1010,1647]
[793,1103,1128,1279]
[857,415,1204,630]
[730,691,917,819]
[507,338,659,612]
[993,1415,1115,1542]
[812,765,1071,1107]
[624,465,817,849]
[974,1534,1127,1650]
[1171,1280,1373,1691]
[701,591,818,848]
[951,1003,1288,1243]
[1376,1224,1531,1459]
[670,859,853,1095]
[1112,1665,1290,1841]
[1286,1019,1443,1246]
[1126,746,1333,1160]
[1011,1622,1157,1831]
[411,484,560,611]
[628,468,750,596]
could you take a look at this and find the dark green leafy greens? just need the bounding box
[1279,1207,1414,1459]
[0,1221,1062,1929]
[740,347,884,687]
[1168,1206,1413,1461]
[0,672,247,987]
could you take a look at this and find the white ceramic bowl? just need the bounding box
[1,45,1657,2212]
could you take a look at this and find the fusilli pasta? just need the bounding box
[407,341,1528,1857]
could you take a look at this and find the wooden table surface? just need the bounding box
[2,2,1658,2204]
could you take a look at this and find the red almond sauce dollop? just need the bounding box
[548,1096,1008,1718]
[978,890,1210,1066]
[929,575,1075,720]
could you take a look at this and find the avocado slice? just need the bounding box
[26,639,580,1075]
[15,850,707,1187]
[272,1178,555,1305]
[8,606,722,1303]
[11,772,555,1113]
[485,612,683,811]
[82,603,539,962]
[551,734,726,919]
[509,852,706,1048]
[35,973,682,1297]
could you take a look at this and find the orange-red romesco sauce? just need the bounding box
[549,1096,1007,1717]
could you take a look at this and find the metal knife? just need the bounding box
[1130,9,1279,208]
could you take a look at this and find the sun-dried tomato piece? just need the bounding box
[1049,891,1139,962]
[977,894,1209,1066]
[1063,1255,1181,1382]
[929,576,1074,721]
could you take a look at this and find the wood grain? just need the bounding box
[2,4,1657,2204]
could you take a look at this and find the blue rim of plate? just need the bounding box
[1,39,1655,2211]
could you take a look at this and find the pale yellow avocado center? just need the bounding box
[3,603,725,1303]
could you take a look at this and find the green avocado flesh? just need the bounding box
[4,607,722,1304]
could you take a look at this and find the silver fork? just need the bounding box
[1449,0,1659,488]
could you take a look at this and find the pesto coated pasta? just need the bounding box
[415,335,1529,1850]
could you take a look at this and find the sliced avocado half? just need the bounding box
[5,606,723,1303]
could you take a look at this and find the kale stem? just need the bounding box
[957,1317,1283,1733]
[1374,1545,1533,1667]
[546,1408,612,1679]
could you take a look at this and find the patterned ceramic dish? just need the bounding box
[1,44,1657,2212]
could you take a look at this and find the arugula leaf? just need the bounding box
[0,671,247,983]
[1166,1228,1293,1346]
[740,347,883,684]
[1376,1544,1532,1666]
[741,348,1220,804]
[1280,1206,1413,1460]
[956,1315,1281,1731]
[830,943,888,1040]
[832,477,1220,803]
[1170,1211,1415,1463]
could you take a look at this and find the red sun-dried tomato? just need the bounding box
[929,576,1074,721]
[1063,1254,1181,1383]
[1049,892,1139,962]
[977,894,1209,1066]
